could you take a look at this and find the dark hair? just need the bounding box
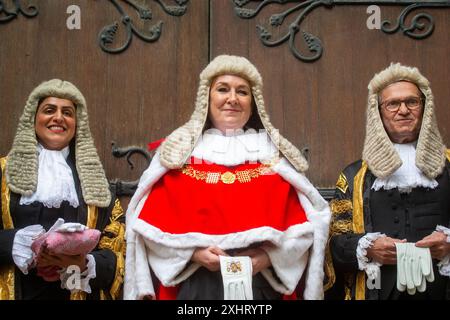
[244,101,264,130]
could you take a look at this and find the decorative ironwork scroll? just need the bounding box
[99,0,189,54]
[232,0,450,62]
[110,142,153,196]
[0,0,38,23]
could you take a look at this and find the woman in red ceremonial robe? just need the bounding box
[124,55,331,300]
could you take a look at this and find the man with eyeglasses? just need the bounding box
[325,63,450,300]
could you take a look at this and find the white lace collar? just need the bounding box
[372,142,438,193]
[20,144,80,208]
[190,129,279,166]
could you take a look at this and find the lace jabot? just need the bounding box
[372,142,438,193]
[190,129,279,166]
[20,144,80,208]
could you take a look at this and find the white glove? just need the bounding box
[396,243,434,295]
[415,246,434,290]
[12,224,45,274]
[219,255,253,300]
[47,218,87,233]
[56,222,87,233]
[396,242,409,293]
[406,244,416,294]
[48,218,65,233]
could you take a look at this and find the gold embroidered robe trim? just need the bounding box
[335,172,349,194]
[353,161,368,300]
[98,199,125,299]
[0,157,15,300]
[330,199,353,215]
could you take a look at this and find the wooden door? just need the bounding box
[210,1,450,191]
[1,1,449,199]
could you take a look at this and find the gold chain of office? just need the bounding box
[180,163,273,184]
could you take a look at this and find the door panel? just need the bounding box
[0,1,448,192]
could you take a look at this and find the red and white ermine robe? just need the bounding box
[124,131,331,300]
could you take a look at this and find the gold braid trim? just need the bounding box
[325,181,352,292]
[70,205,98,300]
[352,162,367,234]
[1,158,13,230]
[446,149,450,162]
[344,273,355,300]
[0,157,15,300]
[86,205,98,230]
[330,219,352,236]
[98,199,125,299]
[352,161,368,300]
[108,251,125,300]
[0,266,15,300]
[325,202,353,291]
[356,272,366,300]
[330,199,353,215]
[335,172,348,194]
[70,291,87,300]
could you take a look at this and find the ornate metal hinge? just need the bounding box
[110,141,153,196]
[232,0,450,62]
[0,0,38,23]
[99,0,190,54]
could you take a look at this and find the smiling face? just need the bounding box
[208,75,253,134]
[35,97,76,150]
[379,81,424,144]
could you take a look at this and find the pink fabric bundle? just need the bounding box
[32,229,101,281]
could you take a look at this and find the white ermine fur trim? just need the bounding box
[125,151,328,299]
[124,152,168,300]
[272,158,331,299]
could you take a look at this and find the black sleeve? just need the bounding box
[0,229,18,265]
[89,249,117,290]
[330,233,362,273]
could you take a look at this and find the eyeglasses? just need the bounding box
[380,97,423,112]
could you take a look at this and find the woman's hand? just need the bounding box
[237,247,271,275]
[191,246,228,272]
[36,247,87,271]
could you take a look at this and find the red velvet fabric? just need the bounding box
[139,158,308,234]
[157,284,179,300]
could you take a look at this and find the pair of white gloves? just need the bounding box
[219,255,253,300]
[12,218,87,274]
[395,242,434,295]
